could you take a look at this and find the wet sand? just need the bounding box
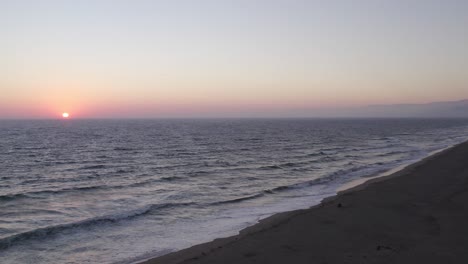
[141,140,468,264]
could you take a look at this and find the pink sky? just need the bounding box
[1,1,467,118]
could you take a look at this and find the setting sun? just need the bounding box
[62,112,70,118]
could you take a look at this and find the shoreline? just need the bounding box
[139,140,468,264]
[336,144,453,193]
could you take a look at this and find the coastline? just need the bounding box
[335,144,453,193]
[139,140,468,264]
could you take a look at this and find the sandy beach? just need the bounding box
[141,140,468,264]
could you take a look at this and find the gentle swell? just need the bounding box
[266,161,401,193]
[211,161,404,208]
[78,165,107,170]
[211,193,265,205]
[1,175,187,200]
[0,186,103,201]
[0,202,195,250]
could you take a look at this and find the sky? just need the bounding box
[1,0,467,118]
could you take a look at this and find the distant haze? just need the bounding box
[310,99,468,118]
[1,1,468,118]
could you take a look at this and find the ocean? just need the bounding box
[1,118,467,264]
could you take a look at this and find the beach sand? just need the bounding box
[141,141,468,264]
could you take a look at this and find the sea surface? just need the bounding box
[1,118,468,264]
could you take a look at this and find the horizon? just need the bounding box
[2,99,468,119]
[2,0,468,118]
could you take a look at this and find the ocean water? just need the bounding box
[1,118,468,264]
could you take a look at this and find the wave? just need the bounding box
[160,176,184,181]
[187,170,211,176]
[377,150,407,157]
[0,192,30,201]
[315,155,341,162]
[42,161,79,166]
[211,161,405,207]
[113,147,136,151]
[78,165,107,170]
[211,193,264,205]
[264,160,404,194]
[0,202,195,250]
[259,165,281,170]
[258,160,318,170]
[207,162,398,203]
[2,174,191,201]
[13,146,47,151]
[306,151,327,157]
[205,162,400,207]
[0,186,103,201]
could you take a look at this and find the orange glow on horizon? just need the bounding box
[62,112,70,118]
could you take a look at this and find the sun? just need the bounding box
[62,112,70,118]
